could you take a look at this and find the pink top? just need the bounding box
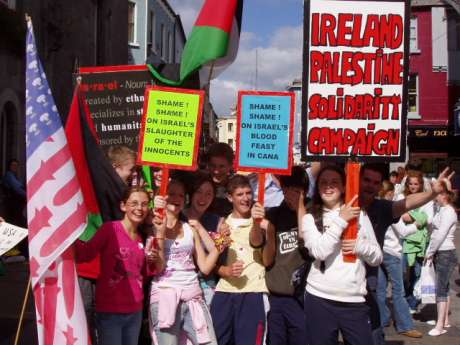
[75,221,148,313]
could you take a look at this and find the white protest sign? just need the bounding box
[0,222,28,256]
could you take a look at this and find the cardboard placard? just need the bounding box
[0,222,28,256]
[235,91,295,174]
[78,65,154,151]
[138,86,205,170]
[301,0,409,162]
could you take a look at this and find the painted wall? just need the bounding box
[409,7,449,127]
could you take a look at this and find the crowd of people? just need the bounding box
[0,142,458,345]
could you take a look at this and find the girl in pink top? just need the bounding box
[75,187,164,345]
[150,179,219,345]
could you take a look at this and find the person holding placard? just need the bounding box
[149,179,219,345]
[75,186,163,345]
[302,165,382,345]
[210,175,269,345]
[262,166,310,345]
[425,180,458,336]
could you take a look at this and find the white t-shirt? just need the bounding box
[426,204,458,257]
[153,222,198,288]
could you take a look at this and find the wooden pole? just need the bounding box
[258,173,266,206]
[13,276,32,345]
[342,161,361,263]
[157,167,169,217]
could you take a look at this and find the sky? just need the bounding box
[168,0,304,116]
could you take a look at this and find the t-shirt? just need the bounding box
[215,215,268,293]
[153,222,198,289]
[366,199,399,290]
[265,202,307,296]
[182,211,221,289]
[75,221,147,313]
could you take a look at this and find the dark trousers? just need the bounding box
[304,292,372,345]
[268,294,306,345]
[211,292,266,345]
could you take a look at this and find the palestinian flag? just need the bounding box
[65,86,127,278]
[148,0,243,86]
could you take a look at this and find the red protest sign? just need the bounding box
[301,0,410,162]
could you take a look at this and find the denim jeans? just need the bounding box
[78,277,98,345]
[96,311,142,345]
[434,250,458,302]
[377,253,414,332]
[402,254,422,310]
[150,299,217,345]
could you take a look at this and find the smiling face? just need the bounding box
[318,170,344,209]
[406,176,422,194]
[228,186,253,218]
[191,181,215,215]
[121,191,149,225]
[208,156,232,185]
[166,182,186,216]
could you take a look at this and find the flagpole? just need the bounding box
[13,277,32,345]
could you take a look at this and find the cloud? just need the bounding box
[168,0,203,34]
[210,25,303,115]
[168,0,303,116]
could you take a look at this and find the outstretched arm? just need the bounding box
[392,168,454,218]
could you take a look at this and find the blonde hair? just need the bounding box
[107,145,136,167]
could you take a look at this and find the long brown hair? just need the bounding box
[403,170,424,196]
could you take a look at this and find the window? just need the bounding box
[128,2,136,44]
[410,17,419,53]
[408,74,420,118]
[168,31,173,63]
[148,10,156,51]
[160,24,166,58]
[228,122,233,132]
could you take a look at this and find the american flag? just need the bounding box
[26,19,90,345]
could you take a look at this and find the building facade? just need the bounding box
[217,114,237,151]
[0,0,128,177]
[128,0,185,66]
[408,0,460,176]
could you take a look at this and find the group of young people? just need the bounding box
[377,168,458,337]
[71,142,457,345]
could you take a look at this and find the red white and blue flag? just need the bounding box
[26,19,90,345]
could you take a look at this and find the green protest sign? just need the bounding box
[138,86,204,170]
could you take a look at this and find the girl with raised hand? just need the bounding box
[75,186,164,345]
[150,179,219,345]
[301,165,382,345]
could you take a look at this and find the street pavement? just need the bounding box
[1,226,460,345]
